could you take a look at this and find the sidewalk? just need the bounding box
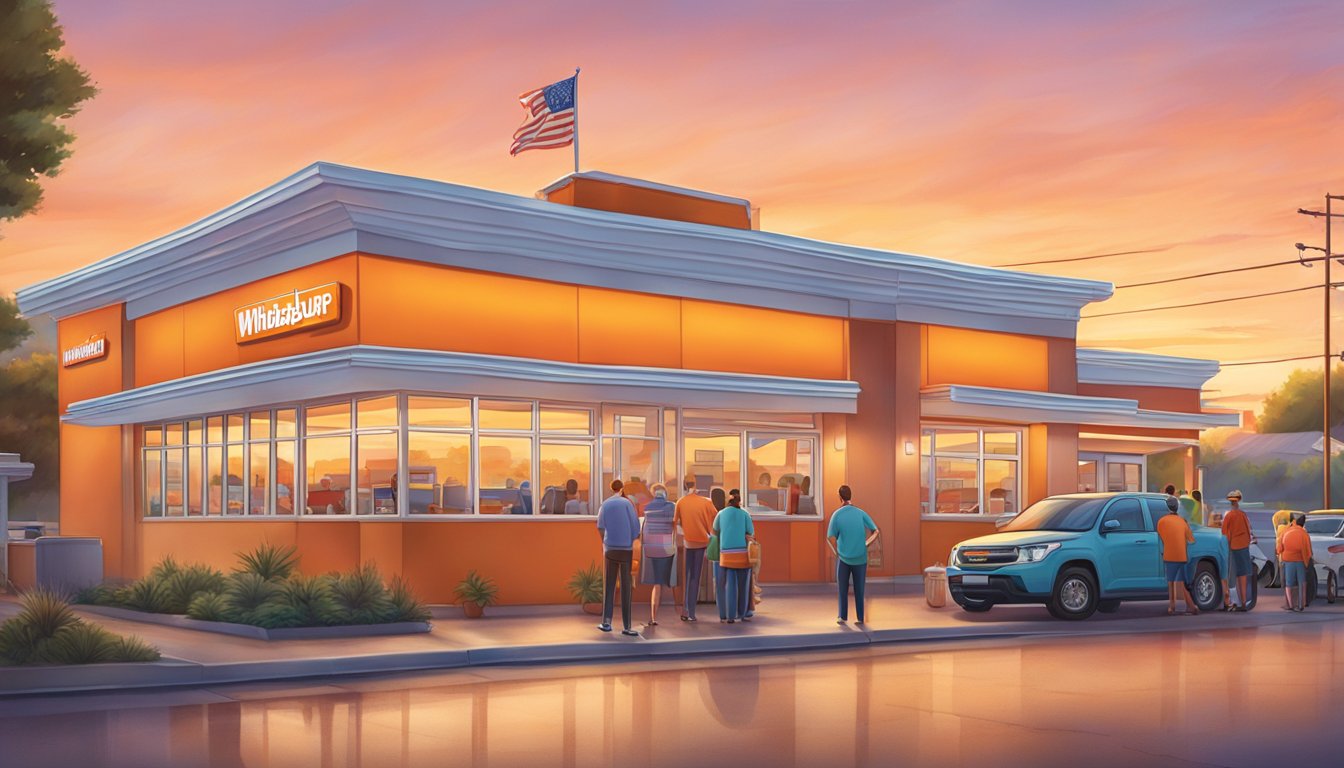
[2,582,1340,697]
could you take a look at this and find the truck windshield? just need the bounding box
[1000,498,1107,532]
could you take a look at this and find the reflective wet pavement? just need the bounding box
[1,621,1341,768]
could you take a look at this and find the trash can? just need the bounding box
[924,564,948,608]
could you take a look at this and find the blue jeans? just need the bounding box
[837,560,867,622]
[713,562,727,619]
[723,567,751,621]
[683,546,706,619]
[1283,561,1307,588]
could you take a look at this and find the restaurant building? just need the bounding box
[16,164,1238,604]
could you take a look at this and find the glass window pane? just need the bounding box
[276,441,295,515]
[934,430,977,455]
[684,433,739,498]
[275,409,297,439]
[603,405,659,437]
[480,400,533,431]
[206,417,224,445]
[919,432,931,457]
[165,422,183,446]
[984,432,1019,456]
[144,426,163,447]
[250,412,271,441]
[226,444,246,515]
[539,443,592,515]
[356,432,399,515]
[305,402,351,435]
[305,436,351,514]
[619,438,659,512]
[747,436,815,514]
[934,457,979,514]
[479,436,533,514]
[226,413,245,444]
[920,456,931,515]
[357,396,399,430]
[143,451,162,517]
[164,448,184,516]
[186,446,202,515]
[206,446,224,515]
[187,419,203,446]
[1107,462,1142,493]
[539,407,591,434]
[407,431,471,514]
[1078,460,1098,493]
[248,442,270,515]
[984,459,1018,515]
[408,396,471,429]
[663,408,679,499]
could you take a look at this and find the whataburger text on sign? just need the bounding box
[235,283,342,344]
[62,333,108,367]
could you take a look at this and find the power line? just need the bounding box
[1220,354,1322,367]
[1115,256,1327,289]
[1082,285,1318,319]
[994,248,1167,268]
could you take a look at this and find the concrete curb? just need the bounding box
[2,609,1340,698]
[75,605,432,640]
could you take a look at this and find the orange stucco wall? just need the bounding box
[1077,383,1203,413]
[7,542,36,591]
[57,303,127,411]
[923,325,1050,392]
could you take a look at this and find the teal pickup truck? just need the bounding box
[947,493,1234,619]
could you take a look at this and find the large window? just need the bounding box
[682,413,820,516]
[920,426,1022,516]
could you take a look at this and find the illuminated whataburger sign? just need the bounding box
[235,283,342,343]
[62,333,108,367]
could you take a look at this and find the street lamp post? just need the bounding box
[1298,193,1344,509]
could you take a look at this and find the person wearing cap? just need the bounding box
[1157,495,1200,615]
[1278,512,1314,612]
[1220,490,1253,611]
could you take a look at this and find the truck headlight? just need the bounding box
[950,547,959,565]
[1016,542,1061,563]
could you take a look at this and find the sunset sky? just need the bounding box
[2,0,1342,412]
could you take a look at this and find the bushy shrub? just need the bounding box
[235,543,300,581]
[74,583,121,607]
[147,555,181,583]
[330,564,394,625]
[387,575,431,623]
[221,573,283,624]
[164,565,226,614]
[281,574,341,627]
[0,589,160,666]
[122,577,173,614]
[186,591,230,622]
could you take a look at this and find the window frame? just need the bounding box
[919,424,1024,520]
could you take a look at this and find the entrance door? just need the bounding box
[1079,453,1146,493]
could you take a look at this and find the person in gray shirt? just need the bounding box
[596,479,640,636]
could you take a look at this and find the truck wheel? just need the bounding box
[1190,561,1222,613]
[1047,566,1097,620]
[1258,562,1276,588]
[960,599,993,613]
[1096,599,1121,614]
[1328,571,1338,605]
[1305,567,1317,607]
[1243,570,1258,611]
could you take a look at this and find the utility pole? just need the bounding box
[1298,193,1344,509]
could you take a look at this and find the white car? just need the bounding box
[1304,514,1344,603]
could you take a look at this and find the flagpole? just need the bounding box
[572,67,580,174]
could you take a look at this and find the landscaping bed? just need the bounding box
[75,604,430,640]
[0,589,161,666]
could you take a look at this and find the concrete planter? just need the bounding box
[76,604,431,640]
[581,602,602,615]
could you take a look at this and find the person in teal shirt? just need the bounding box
[826,485,878,625]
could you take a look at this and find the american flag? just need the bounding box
[510,75,577,156]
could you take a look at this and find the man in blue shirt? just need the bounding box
[596,479,640,636]
[826,485,878,625]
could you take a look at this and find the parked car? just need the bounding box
[1304,512,1344,604]
[947,493,1229,620]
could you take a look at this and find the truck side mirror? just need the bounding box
[1102,519,1121,533]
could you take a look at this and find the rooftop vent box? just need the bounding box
[538,172,757,230]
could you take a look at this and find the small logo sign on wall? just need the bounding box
[235,283,342,343]
[62,333,108,367]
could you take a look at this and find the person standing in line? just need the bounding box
[640,484,678,627]
[826,485,878,625]
[712,489,755,623]
[1190,489,1209,527]
[1278,513,1314,612]
[1219,490,1253,611]
[596,479,640,636]
[674,476,716,622]
[1157,496,1200,615]
[1178,490,1198,526]
[1272,509,1294,608]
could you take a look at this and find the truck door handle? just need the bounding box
[1134,539,1148,544]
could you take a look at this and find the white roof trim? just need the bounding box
[537,171,754,215]
[17,163,1112,338]
[1078,432,1199,456]
[0,453,35,481]
[920,384,1241,431]
[61,345,861,426]
[1077,348,1220,390]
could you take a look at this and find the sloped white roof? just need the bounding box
[17,162,1113,337]
[1076,348,1221,390]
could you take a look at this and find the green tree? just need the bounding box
[1,0,97,222]
[1258,365,1344,433]
[0,352,57,515]
[0,295,32,351]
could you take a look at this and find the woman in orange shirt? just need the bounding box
[1278,514,1314,612]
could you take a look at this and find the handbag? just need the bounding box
[866,529,883,570]
[706,534,720,561]
[747,539,761,567]
[632,537,642,574]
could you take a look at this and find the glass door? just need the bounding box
[1080,453,1145,493]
